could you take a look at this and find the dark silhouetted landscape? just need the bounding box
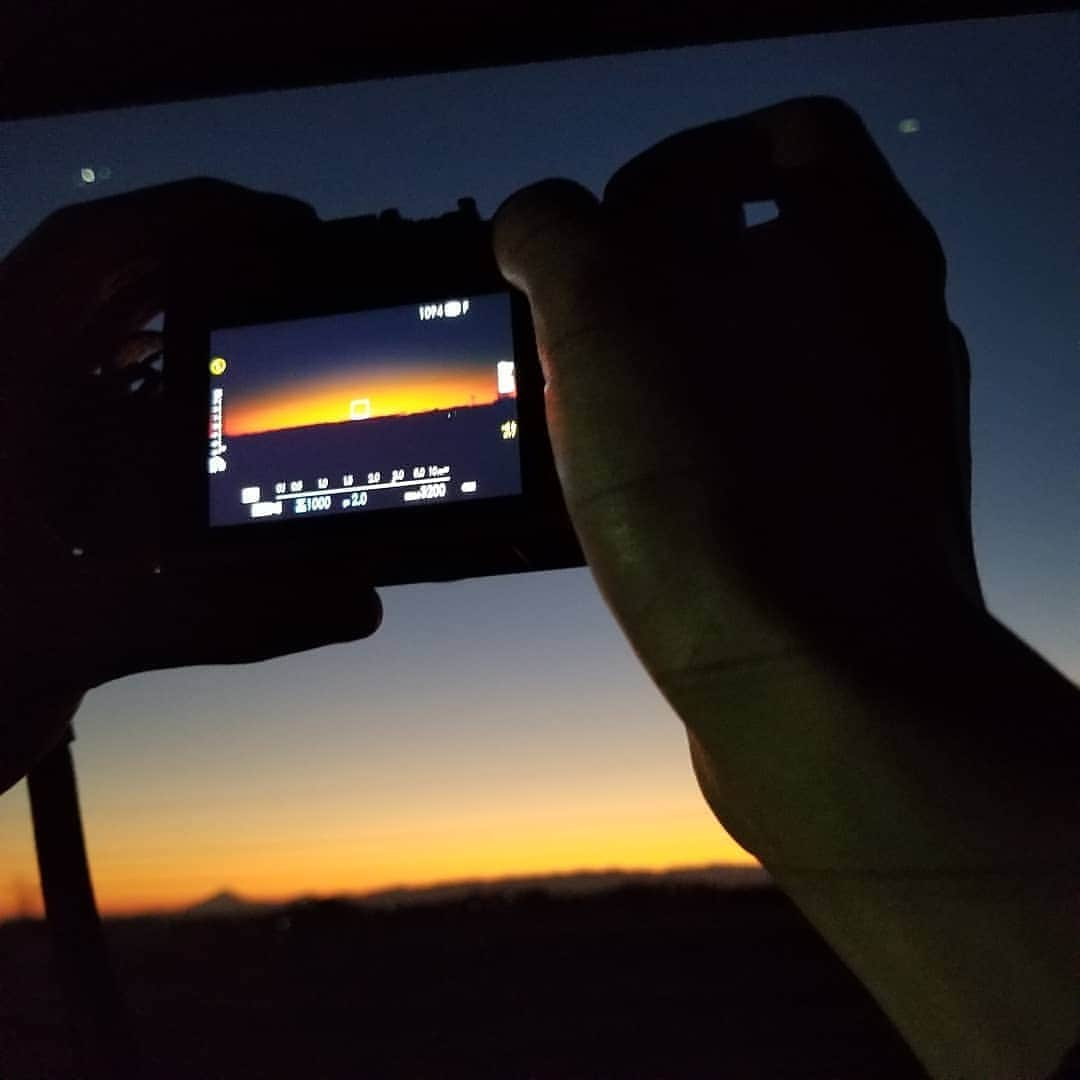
[0,868,929,1078]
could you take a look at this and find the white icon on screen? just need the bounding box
[497,361,516,396]
[240,486,261,504]
[349,398,371,420]
[250,502,283,518]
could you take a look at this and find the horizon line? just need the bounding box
[2,861,768,923]
[224,395,515,439]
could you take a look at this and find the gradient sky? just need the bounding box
[2,13,1077,916]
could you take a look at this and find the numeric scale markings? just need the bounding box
[273,475,455,500]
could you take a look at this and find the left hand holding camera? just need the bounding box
[1,181,383,792]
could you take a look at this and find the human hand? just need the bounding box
[493,99,1080,1079]
[493,98,987,856]
[1,181,382,791]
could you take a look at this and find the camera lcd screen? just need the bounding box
[207,293,522,527]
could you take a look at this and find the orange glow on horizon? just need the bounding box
[224,365,509,437]
[92,846,760,917]
[2,795,759,919]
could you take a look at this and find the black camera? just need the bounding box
[164,199,583,586]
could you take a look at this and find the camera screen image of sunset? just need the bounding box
[206,295,522,524]
[233,358,515,518]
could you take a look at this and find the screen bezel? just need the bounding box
[163,236,576,583]
[205,291,530,531]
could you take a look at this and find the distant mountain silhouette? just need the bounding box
[180,889,273,919]
[354,864,770,909]
[6,863,927,1077]
[176,864,770,920]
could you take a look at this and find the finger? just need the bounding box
[493,180,773,674]
[3,179,318,379]
[603,121,755,262]
[493,178,646,403]
[7,179,316,287]
[94,556,382,681]
[605,97,935,254]
[493,179,609,379]
[493,180,699,512]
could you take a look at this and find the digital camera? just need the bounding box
[164,199,583,585]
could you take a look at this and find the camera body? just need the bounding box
[164,199,583,586]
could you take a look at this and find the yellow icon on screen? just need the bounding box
[209,357,227,376]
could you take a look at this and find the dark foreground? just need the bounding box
[1,885,927,1078]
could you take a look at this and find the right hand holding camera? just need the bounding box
[493,97,988,860]
[494,97,1080,1078]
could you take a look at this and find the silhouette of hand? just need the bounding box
[494,98,985,854]
[2,181,381,789]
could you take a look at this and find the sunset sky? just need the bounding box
[1,13,1077,917]
[221,365,503,435]
[215,294,514,435]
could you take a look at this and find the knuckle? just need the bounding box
[778,96,868,148]
[917,212,947,280]
[794,95,867,135]
[162,178,315,223]
[763,96,872,170]
[493,180,597,270]
[36,201,88,239]
[603,149,660,208]
[139,178,245,221]
[158,176,231,198]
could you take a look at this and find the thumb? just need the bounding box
[493,179,688,510]
[97,555,381,681]
[493,179,741,688]
[493,179,613,384]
